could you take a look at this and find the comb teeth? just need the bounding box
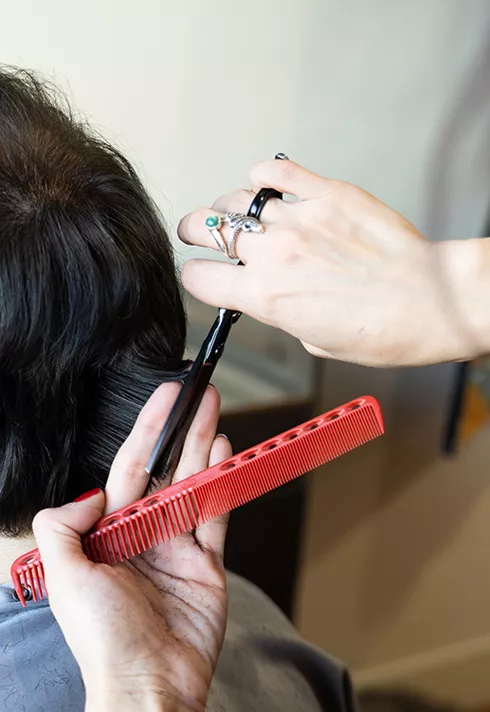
[11,396,383,604]
[12,558,46,604]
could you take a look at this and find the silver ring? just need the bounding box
[205,215,228,255]
[222,213,264,259]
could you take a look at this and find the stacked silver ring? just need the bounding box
[205,212,264,260]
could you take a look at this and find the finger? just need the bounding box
[33,490,105,590]
[182,259,252,313]
[250,159,328,200]
[212,189,285,224]
[195,434,232,556]
[178,208,225,252]
[178,207,265,262]
[172,384,221,484]
[104,381,182,514]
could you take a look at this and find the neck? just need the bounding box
[0,532,37,585]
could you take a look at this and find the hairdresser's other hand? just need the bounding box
[179,160,490,366]
[33,383,230,712]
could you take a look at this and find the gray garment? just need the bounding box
[0,572,357,712]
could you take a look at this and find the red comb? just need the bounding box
[11,396,383,605]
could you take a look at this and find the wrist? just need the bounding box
[431,239,490,361]
[84,676,200,712]
[85,690,167,712]
[85,688,191,712]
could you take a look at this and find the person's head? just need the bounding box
[0,68,186,536]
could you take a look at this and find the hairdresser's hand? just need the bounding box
[179,160,490,366]
[33,383,230,712]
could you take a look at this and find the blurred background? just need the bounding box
[4,0,490,707]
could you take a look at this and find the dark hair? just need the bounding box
[0,68,186,535]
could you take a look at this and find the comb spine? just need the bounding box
[11,397,383,603]
[98,398,383,546]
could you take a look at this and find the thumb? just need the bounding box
[33,489,105,588]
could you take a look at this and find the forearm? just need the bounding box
[432,238,490,362]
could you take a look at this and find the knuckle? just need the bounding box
[112,447,143,479]
[181,207,211,234]
[215,189,253,215]
[251,158,297,186]
[249,161,266,184]
[276,158,298,181]
[311,180,360,224]
[260,283,281,325]
[195,389,221,436]
[181,258,202,284]
[233,189,254,212]
[193,429,211,451]
[184,427,213,462]
[211,193,230,212]
[180,261,195,290]
[138,393,175,431]
[178,207,209,241]
[195,206,213,224]
[245,272,279,324]
[277,229,306,264]
[32,509,50,533]
[326,179,357,202]
[325,179,345,197]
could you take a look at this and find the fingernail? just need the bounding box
[74,488,102,503]
[216,433,229,441]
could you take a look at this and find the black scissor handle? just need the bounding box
[145,154,288,478]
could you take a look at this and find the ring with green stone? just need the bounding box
[205,214,228,255]
[205,215,222,230]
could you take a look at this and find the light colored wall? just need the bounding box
[3,0,490,245]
